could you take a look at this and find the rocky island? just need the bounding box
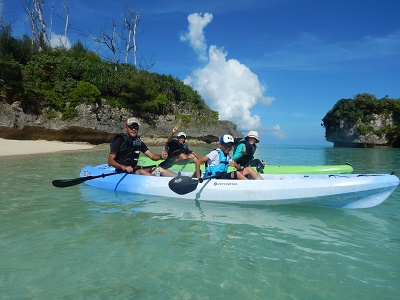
[321,94,400,148]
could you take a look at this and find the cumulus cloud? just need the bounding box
[270,125,286,139]
[182,12,276,132]
[50,34,71,49]
[185,46,274,130]
[180,12,213,61]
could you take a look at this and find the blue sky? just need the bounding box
[2,0,400,146]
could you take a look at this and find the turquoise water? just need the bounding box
[1,145,399,299]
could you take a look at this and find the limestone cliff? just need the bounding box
[322,94,400,148]
[0,100,243,144]
[325,114,399,148]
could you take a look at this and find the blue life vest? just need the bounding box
[205,149,231,177]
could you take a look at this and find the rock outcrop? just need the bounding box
[325,114,399,148]
[0,100,243,144]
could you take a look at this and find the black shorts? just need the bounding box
[219,171,238,179]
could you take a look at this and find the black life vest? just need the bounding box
[235,139,257,166]
[110,134,142,167]
[164,140,189,159]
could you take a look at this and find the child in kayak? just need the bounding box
[160,124,199,168]
[195,134,263,180]
[233,130,266,173]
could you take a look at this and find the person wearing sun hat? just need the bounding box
[233,130,266,172]
[160,124,199,168]
[108,117,176,177]
[195,134,262,180]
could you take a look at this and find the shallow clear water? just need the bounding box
[1,145,399,299]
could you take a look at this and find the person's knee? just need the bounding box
[243,166,253,174]
[236,172,248,180]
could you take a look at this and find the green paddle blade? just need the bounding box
[169,175,199,195]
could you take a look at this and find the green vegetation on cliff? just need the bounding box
[0,25,218,121]
[321,93,400,147]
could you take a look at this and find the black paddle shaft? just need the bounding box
[52,172,122,188]
[52,163,162,188]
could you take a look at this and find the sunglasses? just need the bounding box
[127,124,139,130]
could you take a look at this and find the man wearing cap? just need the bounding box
[160,124,199,168]
[108,117,176,177]
[195,134,262,180]
[233,130,266,172]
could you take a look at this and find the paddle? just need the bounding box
[52,171,124,188]
[168,174,221,195]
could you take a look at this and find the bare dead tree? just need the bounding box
[24,0,71,50]
[49,0,55,42]
[63,0,70,47]
[33,0,49,47]
[121,7,140,66]
[89,20,120,70]
[24,0,49,50]
[55,0,70,48]
[24,0,39,51]
[138,54,156,71]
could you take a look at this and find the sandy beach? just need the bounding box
[0,138,94,157]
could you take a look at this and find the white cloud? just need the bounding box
[185,46,274,130]
[50,33,71,49]
[180,12,213,61]
[182,13,275,132]
[270,125,286,139]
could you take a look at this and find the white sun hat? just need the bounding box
[246,131,259,143]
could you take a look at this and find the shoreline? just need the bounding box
[0,137,212,157]
[0,138,95,157]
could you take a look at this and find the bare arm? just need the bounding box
[162,124,180,158]
[195,156,209,179]
[190,151,200,159]
[230,159,242,171]
[166,124,179,142]
[108,153,135,173]
[144,149,162,161]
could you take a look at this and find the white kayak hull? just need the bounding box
[79,164,399,208]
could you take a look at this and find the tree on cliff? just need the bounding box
[0,26,217,122]
[321,94,400,147]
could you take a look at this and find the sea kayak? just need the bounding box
[137,157,354,174]
[77,164,399,208]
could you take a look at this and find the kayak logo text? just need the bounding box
[214,182,238,186]
[83,170,92,177]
